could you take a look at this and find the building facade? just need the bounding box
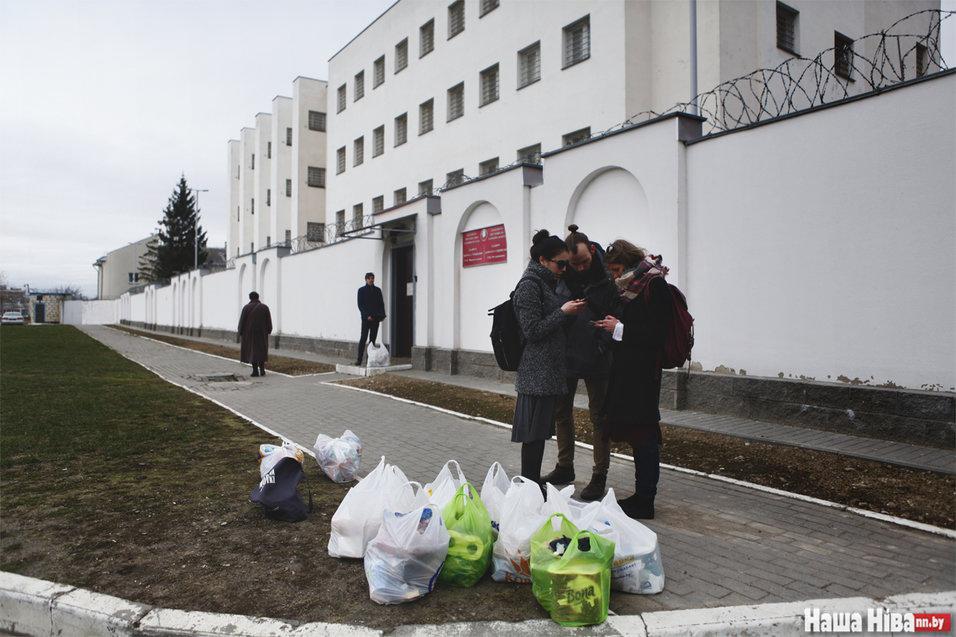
[93,234,158,300]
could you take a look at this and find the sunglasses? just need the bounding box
[549,258,569,269]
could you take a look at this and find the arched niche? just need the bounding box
[564,166,655,253]
[258,258,270,304]
[454,200,509,352]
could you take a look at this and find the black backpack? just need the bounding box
[488,277,533,372]
[250,457,312,522]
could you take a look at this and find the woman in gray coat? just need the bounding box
[512,230,585,483]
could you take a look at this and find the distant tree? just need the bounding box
[138,176,207,282]
[51,285,87,300]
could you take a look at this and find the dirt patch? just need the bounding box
[111,325,334,375]
[342,374,955,529]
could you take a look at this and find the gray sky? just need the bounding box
[0,0,394,296]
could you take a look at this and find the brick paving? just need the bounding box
[82,325,955,615]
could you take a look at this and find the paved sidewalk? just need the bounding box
[82,325,955,615]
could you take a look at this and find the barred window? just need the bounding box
[267,141,272,158]
[373,56,385,88]
[394,187,407,206]
[447,82,464,121]
[266,189,271,206]
[916,42,929,77]
[518,41,541,89]
[562,127,591,147]
[354,71,365,101]
[394,113,407,146]
[446,168,464,187]
[353,203,364,229]
[419,99,434,135]
[834,32,854,80]
[251,198,255,215]
[307,166,326,188]
[336,146,346,174]
[480,63,499,106]
[251,153,255,170]
[285,178,292,196]
[308,110,326,131]
[479,0,498,18]
[448,0,464,39]
[420,19,434,57]
[418,179,433,196]
[562,15,590,68]
[517,143,541,164]
[395,38,408,73]
[336,210,345,235]
[479,157,499,176]
[337,84,346,112]
[285,229,292,245]
[373,125,385,156]
[372,195,384,214]
[305,223,322,242]
[776,2,798,54]
[286,127,292,146]
[353,137,364,166]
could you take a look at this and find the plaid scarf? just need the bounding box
[615,256,669,302]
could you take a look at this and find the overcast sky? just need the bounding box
[1,0,954,297]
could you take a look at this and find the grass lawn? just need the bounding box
[0,326,545,627]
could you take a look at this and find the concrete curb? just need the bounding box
[2,572,952,636]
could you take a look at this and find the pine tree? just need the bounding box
[138,176,207,282]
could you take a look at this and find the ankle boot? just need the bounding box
[579,473,607,501]
[540,464,575,486]
[619,494,655,520]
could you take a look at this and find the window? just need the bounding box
[446,168,464,187]
[916,42,929,77]
[286,127,293,145]
[336,210,346,235]
[305,224,321,242]
[354,71,365,101]
[834,32,854,80]
[395,38,409,73]
[419,99,434,135]
[479,157,499,176]
[563,15,590,68]
[337,146,346,174]
[308,111,326,131]
[518,41,541,89]
[479,0,498,18]
[447,82,464,121]
[373,56,385,88]
[479,63,499,106]
[517,143,542,164]
[418,179,433,196]
[394,113,408,146]
[285,229,292,245]
[251,198,255,215]
[267,236,271,247]
[776,2,798,54]
[373,125,385,156]
[285,179,292,196]
[353,136,364,166]
[353,203,364,229]
[372,195,384,213]
[267,141,272,158]
[448,1,464,39]
[562,127,591,147]
[237,206,239,221]
[307,166,326,188]
[266,189,271,206]
[337,84,347,112]
[128,272,135,283]
[251,153,255,170]
[394,188,407,206]
[420,19,435,57]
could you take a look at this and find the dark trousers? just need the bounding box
[632,440,660,497]
[357,318,380,363]
[553,376,610,476]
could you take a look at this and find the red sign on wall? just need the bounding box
[462,224,507,267]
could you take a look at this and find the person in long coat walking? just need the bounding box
[238,291,273,377]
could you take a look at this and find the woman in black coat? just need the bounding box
[594,240,672,519]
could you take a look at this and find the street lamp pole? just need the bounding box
[191,188,209,270]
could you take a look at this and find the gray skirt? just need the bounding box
[512,393,559,443]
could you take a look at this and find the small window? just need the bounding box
[353,203,364,229]
[776,2,798,54]
[479,0,499,18]
[337,147,346,174]
[446,168,464,187]
[395,38,409,73]
[447,82,464,121]
[420,19,435,57]
[373,125,385,156]
[479,157,499,176]
[307,166,326,188]
[128,273,135,283]
[916,42,929,77]
[354,71,365,101]
[394,113,408,146]
[266,189,271,206]
[336,210,346,235]
[308,111,326,131]
[394,187,407,206]
[285,179,292,196]
[337,84,347,113]
[266,236,271,247]
[834,32,854,80]
[448,0,465,39]
[251,198,255,215]
[372,195,384,214]
[419,99,434,135]
[518,41,541,89]
[353,137,364,166]
[517,143,542,164]
[563,15,590,69]
[285,229,292,245]
[305,223,322,242]
[480,63,499,106]
[286,127,293,146]
[237,206,240,221]
[418,179,433,196]
[251,153,255,170]
[562,127,591,147]
[373,56,385,88]
[267,141,272,158]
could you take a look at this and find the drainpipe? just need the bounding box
[690,0,699,115]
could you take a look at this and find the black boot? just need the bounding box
[259,364,266,376]
[618,494,655,520]
[251,366,260,377]
[579,473,607,501]
[540,464,575,486]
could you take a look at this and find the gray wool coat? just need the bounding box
[513,260,570,396]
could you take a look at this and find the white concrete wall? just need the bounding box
[239,128,256,255]
[227,140,240,258]
[254,112,273,249]
[201,267,238,332]
[62,300,119,325]
[292,77,328,239]
[270,96,293,246]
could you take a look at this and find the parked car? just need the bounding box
[1,311,25,325]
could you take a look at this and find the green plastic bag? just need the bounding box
[530,514,579,613]
[439,482,493,587]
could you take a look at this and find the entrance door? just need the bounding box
[390,246,414,358]
[35,303,45,323]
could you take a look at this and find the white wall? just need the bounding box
[62,300,119,325]
[254,112,273,249]
[227,139,240,258]
[270,96,293,245]
[239,127,256,254]
[292,77,328,239]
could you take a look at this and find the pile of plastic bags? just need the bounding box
[313,430,362,483]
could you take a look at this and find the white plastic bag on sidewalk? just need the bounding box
[424,460,467,509]
[313,430,363,483]
[540,482,577,520]
[480,462,510,534]
[491,476,546,583]
[366,342,390,368]
[364,504,450,604]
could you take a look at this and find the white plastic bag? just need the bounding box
[491,476,546,583]
[480,462,510,534]
[540,482,577,520]
[364,504,450,604]
[313,430,363,483]
[423,460,467,509]
[366,342,390,368]
[257,442,303,481]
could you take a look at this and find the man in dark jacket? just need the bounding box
[238,291,273,377]
[356,272,386,366]
[541,227,620,500]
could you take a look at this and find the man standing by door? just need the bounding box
[356,272,386,366]
[238,291,273,377]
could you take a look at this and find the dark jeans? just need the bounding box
[632,440,660,497]
[553,376,610,476]
[357,318,380,363]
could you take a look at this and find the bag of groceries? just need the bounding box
[438,482,493,587]
[313,430,362,483]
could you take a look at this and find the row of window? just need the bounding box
[239,111,327,174]
[237,167,326,221]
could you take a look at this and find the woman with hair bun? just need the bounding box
[511,229,585,485]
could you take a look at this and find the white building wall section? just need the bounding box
[239,128,256,255]
[201,268,238,332]
[270,96,293,246]
[292,77,328,240]
[227,140,240,258]
[62,300,120,325]
[154,285,174,328]
[254,113,273,249]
